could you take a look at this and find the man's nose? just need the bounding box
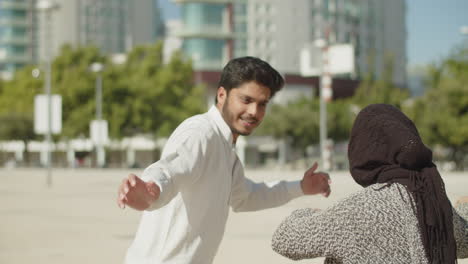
[247,104,258,117]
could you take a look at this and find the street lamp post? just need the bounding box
[316,37,333,171]
[90,62,105,168]
[37,0,59,186]
[300,37,333,171]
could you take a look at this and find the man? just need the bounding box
[117,56,331,264]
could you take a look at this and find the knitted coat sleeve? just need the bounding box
[453,203,468,258]
[271,183,429,264]
[271,208,342,262]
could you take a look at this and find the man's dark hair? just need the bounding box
[215,56,284,103]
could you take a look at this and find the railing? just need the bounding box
[175,25,234,39]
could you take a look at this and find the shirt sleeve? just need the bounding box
[229,157,304,212]
[141,131,208,210]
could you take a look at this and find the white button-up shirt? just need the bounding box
[125,106,303,264]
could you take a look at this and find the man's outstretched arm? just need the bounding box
[230,162,331,212]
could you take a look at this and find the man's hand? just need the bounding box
[300,162,331,197]
[117,173,160,211]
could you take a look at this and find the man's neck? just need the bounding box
[232,133,238,144]
[216,104,238,145]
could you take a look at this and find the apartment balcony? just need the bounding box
[175,25,234,39]
[193,59,224,71]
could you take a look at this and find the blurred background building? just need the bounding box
[245,0,406,85]
[35,0,165,62]
[0,0,165,79]
[173,0,406,104]
[0,0,406,94]
[0,0,32,80]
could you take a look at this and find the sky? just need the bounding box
[407,0,468,67]
[157,0,468,68]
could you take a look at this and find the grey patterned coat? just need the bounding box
[272,183,468,264]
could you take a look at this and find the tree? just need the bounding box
[352,55,409,109]
[0,42,205,145]
[405,46,468,169]
[52,44,104,139]
[0,65,43,164]
[257,97,319,151]
[327,98,354,141]
[48,42,204,140]
[0,65,43,116]
[151,50,205,137]
[256,97,353,155]
[117,43,205,138]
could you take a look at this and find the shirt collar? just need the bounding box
[208,105,234,145]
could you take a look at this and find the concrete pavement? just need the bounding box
[0,168,466,263]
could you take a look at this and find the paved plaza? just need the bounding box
[1,168,467,264]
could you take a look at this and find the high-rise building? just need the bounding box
[175,0,406,89]
[0,0,32,79]
[246,0,407,86]
[174,0,249,71]
[1,0,166,78]
[36,0,166,63]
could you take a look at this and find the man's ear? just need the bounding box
[217,86,227,106]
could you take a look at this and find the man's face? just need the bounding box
[216,81,271,139]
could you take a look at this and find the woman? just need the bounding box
[272,104,467,263]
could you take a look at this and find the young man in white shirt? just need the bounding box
[117,56,331,264]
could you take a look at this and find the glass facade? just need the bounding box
[178,1,244,71]
[82,0,128,54]
[182,3,224,31]
[180,3,226,70]
[0,0,29,77]
[233,2,247,57]
[0,8,26,18]
[182,38,224,69]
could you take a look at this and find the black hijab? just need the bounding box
[348,104,456,263]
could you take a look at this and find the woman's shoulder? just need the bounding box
[333,182,414,210]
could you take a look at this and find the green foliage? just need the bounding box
[53,45,104,138]
[256,55,409,155]
[123,44,204,138]
[352,55,409,109]
[327,99,355,141]
[0,113,35,142]
[154,51,205,137]
[0,65,43,143]
[0,41,205,142]
[352,74,409,109]
[404,46,468,168]
[0,65,43,115]
[257,97,319,150]
[256,97,353,152]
